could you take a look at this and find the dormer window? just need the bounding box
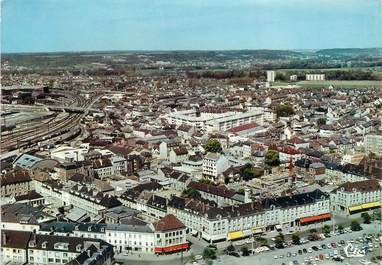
[76,244,82,252]
[42,241,48,249]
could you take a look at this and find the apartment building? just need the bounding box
[330,179,382,216]
[206,111,263,132]
[364,134,382,156]
[1,230,114,265]
[105,222,155,254]
[168,189,331,243]
[267,71,275,82]
[202,153,231,179]
[1,170,32,198]
[306,74,325,81]
[166,109,235,130]
[154,214,188,254]
[34,181,122,217]
[187,181,242,206]
[15,215,187,255]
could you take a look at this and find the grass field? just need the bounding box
[297,80,382,88]
[272,80,382,88]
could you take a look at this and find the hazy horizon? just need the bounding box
[3,47,382,56]
[2,0,382,53]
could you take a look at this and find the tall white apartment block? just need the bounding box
[267,71,275,82]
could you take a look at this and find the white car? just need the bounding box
[274,255,278,259]
[308,248,313,253]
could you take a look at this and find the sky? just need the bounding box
[1,0,382,53]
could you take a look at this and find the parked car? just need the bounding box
[229,252,240,257]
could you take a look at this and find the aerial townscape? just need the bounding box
[1,48,382,265]
[1,1,382,265]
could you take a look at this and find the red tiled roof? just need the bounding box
[155,214,185,232]
[188,181,235,198]
[1,170,31,186]
[278,146,300,155]
[228,123,258,133]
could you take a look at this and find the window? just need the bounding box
[48,258,54,263]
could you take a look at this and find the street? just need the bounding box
[212,223,382,265]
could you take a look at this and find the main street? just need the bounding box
[114,223,381,265]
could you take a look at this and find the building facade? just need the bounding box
[330,179,382,216]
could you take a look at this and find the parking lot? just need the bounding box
[203,223,382,265]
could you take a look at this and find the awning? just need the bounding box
[349,202,381,213]
[227,231,245,240]
[155,243,189,253]
[361,202,381,209]
[243,229,252,237]
[300,213,331,224]
[349,205,363,212]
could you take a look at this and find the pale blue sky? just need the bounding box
[1,0,382,53]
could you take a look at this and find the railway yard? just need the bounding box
[0,88,102,155]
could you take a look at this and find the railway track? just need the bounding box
[1,93,101,153]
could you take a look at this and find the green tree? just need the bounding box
[274,104,294,118]
[361,212,371,224]
[292,233,300,245]
[350,220,362,231]
[204,139,223,153]
[240,163,263,181]
[317,118,326,127]
[182,188,201,199]
[225,244,235,253]
[257,237,268,246]
[337,224,344,231]
[369,152,378,160]
[265,150,280,167]
[373,210,381,221]
[275,72,287,81]
[309,228,317,234]
[322,225,331,236]
[275,233,285,249]
[203,247,216,260]
[241,246,250,256]
[199,178,213,185]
